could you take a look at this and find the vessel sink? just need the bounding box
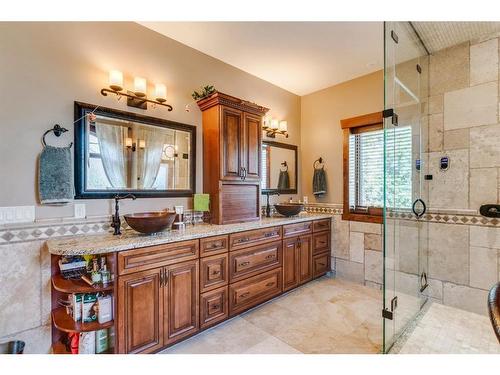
[124,211,176,234]
[274,203,304,217]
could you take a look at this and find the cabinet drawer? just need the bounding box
[200,253,228,293]
[313,219,331,233]
[312,252,330,278]
[229,240,282,283]
[313,232,330,255]
[200,235,228,257]
[283,221,312,238]
[229,268,282,316]
[229,226,282,251]
[118,239,199,275]
[200,286,228,330]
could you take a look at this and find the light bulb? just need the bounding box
[109,70,123,91]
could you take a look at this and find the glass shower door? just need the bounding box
[383,21,429,352]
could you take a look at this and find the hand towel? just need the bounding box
[313,167,327,197]
[277,170,290,190]
[38,145,73,205]
[194,193,210,212]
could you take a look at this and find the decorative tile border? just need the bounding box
[1,203,498,246]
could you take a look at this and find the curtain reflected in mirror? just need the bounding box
[86,114,191,191]
[261,141,297,194]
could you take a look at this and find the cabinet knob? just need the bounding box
[238,261,250,267]
[265,254,275,260]
[265,282,275,287]
[211,270,221,276]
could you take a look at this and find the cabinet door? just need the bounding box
[117,268,163,354]
[164,260,199,345]
[298,235,313,285]
[221,107,243,181]
[242,113,261,181]
[282,237,299,292]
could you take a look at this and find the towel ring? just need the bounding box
[280,161,288,172]
[313,157,324,169]
[42,124,72,148]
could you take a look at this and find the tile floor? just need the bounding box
[160,276,500,354]
[160,276,383,354]
[392,302,500,354]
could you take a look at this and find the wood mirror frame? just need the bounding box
[74,101,196,199]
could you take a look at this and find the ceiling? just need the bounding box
[139,22,500,96]
[139,22,383,96]
[412,22,500,53]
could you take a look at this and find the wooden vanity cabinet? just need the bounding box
[117,259,199,353]
[282,235,313,291]
[117,268,164,354]
[197,92,269,224]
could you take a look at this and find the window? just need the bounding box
[341,111,413,223]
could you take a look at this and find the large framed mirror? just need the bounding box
[74,102,196,199]
[261,140,298,194]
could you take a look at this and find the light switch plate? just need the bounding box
[0,206,35,225]
[74,203,86,219]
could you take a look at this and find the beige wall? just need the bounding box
[0,22,300,220]
[300,70,383,204]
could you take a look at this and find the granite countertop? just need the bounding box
[46,213,332,256]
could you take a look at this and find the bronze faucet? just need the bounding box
[111,194,136,235]
[263,190,280,218]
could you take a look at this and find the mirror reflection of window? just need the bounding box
[85,114,192,191]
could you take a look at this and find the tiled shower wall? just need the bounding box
[421,34,500,315]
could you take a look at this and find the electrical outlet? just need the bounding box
[0,206,35,225]
[74,203,86,219]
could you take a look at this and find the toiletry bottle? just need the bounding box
[91,258,102,284]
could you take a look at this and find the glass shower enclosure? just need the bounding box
[383,21,430,352]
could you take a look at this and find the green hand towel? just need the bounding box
[277,170,290,190]
[313,167,327,197]
[194,193,210,212]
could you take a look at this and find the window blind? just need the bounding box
[349,126,412,210]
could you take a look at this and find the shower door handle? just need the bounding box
[412,198,426,219]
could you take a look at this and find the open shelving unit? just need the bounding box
[50,252,117,354]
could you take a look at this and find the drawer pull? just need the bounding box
[238,261,251,267]
[211,270,221,276]
[240,292,250,299]
[210,304,220,310]
[264,232,276,238]
[265,282,275,287]
[318,241,327,246]
[210,242,221,248]
[265,254,275,260]
[318,263,326,267]
[236,237,250,244]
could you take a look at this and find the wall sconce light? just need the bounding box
[262,117,289,138]
[101,70,173,111]
[125,138,146,152]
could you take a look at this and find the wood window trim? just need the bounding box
[341,111,383,224]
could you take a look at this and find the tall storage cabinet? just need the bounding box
[197,92,269,224]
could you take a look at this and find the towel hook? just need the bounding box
[313,157,324,169]
[42,124,72,148]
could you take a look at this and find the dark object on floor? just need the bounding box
[39,145,73,205]
[124,211,177,234]
[0,340,25,354]
[274,203,304,217]
[480,204,500,218]
[488,282,500,343]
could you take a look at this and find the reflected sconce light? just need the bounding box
[262,117,289,138]
[101,70,172,111]
[126,138,146,152]
[138,139,146,149]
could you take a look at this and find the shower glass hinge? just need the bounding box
[382,296,398,320]
[382,108,398,126]
[391,30,399,43]
[416,64,422,74]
